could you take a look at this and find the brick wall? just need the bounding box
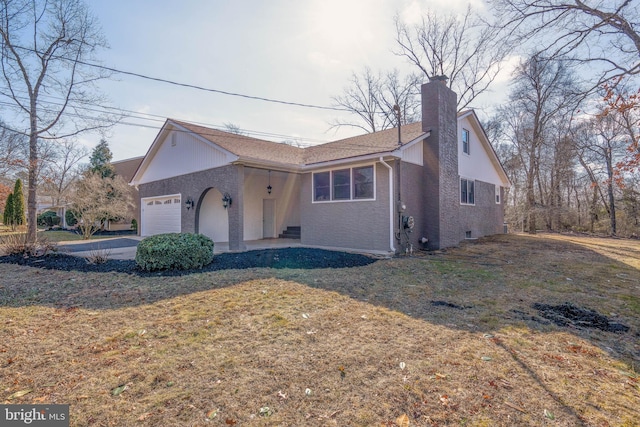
[300,163,392,252]
[458,180,505,238]
[421,79,460,249]
[137,165,245,250]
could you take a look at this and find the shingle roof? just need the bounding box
[112,156,144,181]
[303,122,425,164]
[170,119,306,165]
[170,119,426,167]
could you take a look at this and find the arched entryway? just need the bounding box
[196,188,229,243]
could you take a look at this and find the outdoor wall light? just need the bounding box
[222,192,232,209]
[267,170,272,194]
[185,198,195,210]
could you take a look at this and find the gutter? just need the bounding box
[378,157,396,253]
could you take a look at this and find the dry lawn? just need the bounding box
[0,233,638,426]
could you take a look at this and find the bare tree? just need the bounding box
[490,0,640,83]
[501,54,582,233]
[0,121,25,178]
[394,6,511,111]
[40,140,88,206]
[0,0,115,244]
[331,67,421,133]
[222,122,247,136]
[574,108,630,235]
[69,172,133,239]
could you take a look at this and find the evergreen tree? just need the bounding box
[3,193,14,229]
[89,139,116,178]
[12,179,26,226]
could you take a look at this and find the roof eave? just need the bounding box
[232,157,304,173]
[301,151,401,171]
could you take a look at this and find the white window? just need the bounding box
[313,165,375,202]
[313,172,330,201]
[353,166,374,199]
[461,178,475,205]
[462,128,470,155]
[332,169,351,200]
[495,185,501,204]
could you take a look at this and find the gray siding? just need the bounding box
[300,163,392,252]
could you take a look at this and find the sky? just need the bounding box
[84,0,506,161]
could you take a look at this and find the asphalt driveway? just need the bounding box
[59,238,140,253]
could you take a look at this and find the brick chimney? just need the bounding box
[421,76,460,249]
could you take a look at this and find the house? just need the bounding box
[106,156,144,231]
[130,78,510,254]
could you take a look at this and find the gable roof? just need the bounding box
[172,119,427,166]
[171,119,306,166]
[303,122,426,164]
[131,114,509,186]
[112,156,144,182]
[457,110,511,187]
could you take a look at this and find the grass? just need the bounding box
[0,229,113,243]
[39,230,116,242]
[0,233,639,426]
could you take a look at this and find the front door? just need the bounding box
[263,199,276,238]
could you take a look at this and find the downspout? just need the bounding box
[379,157,396,253]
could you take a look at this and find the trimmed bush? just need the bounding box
[65,209,78,227]
[135,233,214,271]
[37,211,60,228]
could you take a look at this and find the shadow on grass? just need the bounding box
[1,235,638,363]
[1,234,638,425]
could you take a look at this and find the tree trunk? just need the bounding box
[605,148,617,235]
[27,110,38,244]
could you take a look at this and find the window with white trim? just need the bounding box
[313,172,330,201]
[460,178,475,205]
[462,128,470,155]
[353,166,374,199]
[495,185,501,204]
[313,165,375,202]
[332,169,351,200]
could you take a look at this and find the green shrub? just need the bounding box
[131,218,138,231]
[37,211,60,228]
[135,233,214,271]
[65,209,78,227]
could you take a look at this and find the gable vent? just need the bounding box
[171,132,177,147]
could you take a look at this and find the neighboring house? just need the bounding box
[107,156,144,231]
[130,78,510,254]
[36,202,69,228]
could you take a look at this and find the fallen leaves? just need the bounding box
[338,365,346,379]
[503,401,527,413]
[111,384,127,396]
[395,413,410,427]
[8,389,32,399]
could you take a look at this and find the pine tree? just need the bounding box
[12,179,26,226]
[88,139,116,178]
[3,193,14,229]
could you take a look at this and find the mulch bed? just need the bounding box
[0,247,378,276]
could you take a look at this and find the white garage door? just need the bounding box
[141,194,182,236]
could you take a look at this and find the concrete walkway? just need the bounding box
[58,237,303,260]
